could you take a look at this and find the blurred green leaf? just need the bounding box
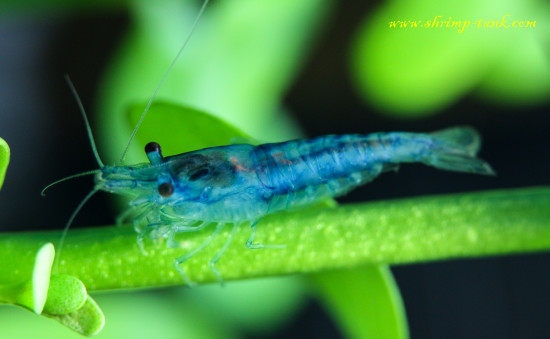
[313,266,409,339]
[94,291,239,339]
[475,13,550,105]
[183,277,306,336]
[128,102,249,161]
[97,0,330,163]
[351,0,549,116]
[0,136,9,189]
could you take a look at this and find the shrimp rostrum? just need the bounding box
[95,126,494,284]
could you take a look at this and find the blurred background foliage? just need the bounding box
[0,0,549,338]
[352,0,550,116]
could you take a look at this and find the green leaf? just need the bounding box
[312,266,409,339]
[0,243,54,314]
[0,241,104,336]
[45,295,105,336]
[475,23,550,105]
[128,101,249,162]
[350,0,548,117]
[43,274,87,315]
[0,136,9,190]
[97,0,329,163]
[41,275,104,336]
[28,243,55,314]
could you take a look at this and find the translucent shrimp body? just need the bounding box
[95,126,494,284]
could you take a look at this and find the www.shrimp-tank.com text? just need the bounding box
[388,15,536,33]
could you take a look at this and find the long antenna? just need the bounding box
[53,188,99,272]
[41,169,100,196]
[64,74,104,168]
[119,0,210,163]
[40,76,104,195]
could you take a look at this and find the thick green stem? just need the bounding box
[2,187,549,291]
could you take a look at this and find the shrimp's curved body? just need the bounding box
[95,126,494,284]
[47,1,493,286]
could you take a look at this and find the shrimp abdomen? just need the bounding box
[252,127,494,212]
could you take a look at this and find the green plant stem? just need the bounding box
[1,187,549,291]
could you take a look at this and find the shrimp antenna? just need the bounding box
[53,188,99,272]
[41,76,103,196]
[119,0,210,163]
[64,74,104,168]
[41,169,100,196]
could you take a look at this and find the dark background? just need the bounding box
[0,2,549,338]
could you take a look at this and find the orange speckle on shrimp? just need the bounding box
[230,156,248,171]
[273,152,293,165]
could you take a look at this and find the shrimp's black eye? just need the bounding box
[145,142,161,154]
[158,182,174,197]
[189,168,210,181]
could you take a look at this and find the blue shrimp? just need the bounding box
[95,126,494,284]
[45,0,495,285]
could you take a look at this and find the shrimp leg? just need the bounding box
[115,207,135,225]
[174,222,225,286]
[246,221,286,249]
[138,220,211,251]
[208,223,239,285]
[166,221,212,248]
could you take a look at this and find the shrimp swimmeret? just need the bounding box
[94,126,494,284]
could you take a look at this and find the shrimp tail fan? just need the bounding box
[426,126,496,176]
